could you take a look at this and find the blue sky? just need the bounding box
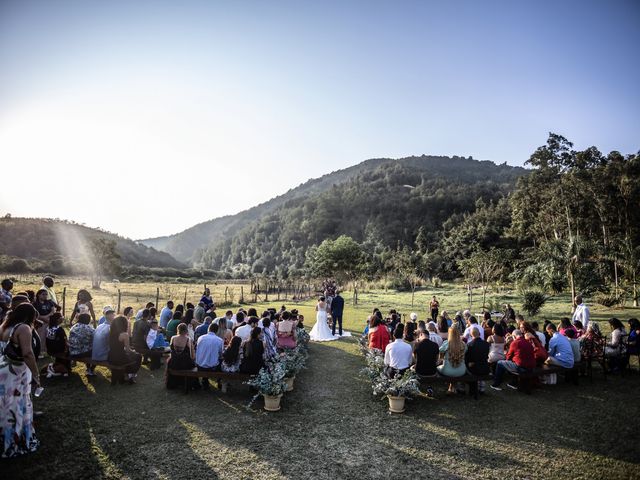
[0,0,638,238]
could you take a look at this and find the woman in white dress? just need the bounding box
[309,296,337,342]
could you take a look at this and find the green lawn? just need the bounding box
[3,335,639,479]
[4,281,640,479]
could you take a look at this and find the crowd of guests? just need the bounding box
[364,295,639,396]
[163,302,305,390]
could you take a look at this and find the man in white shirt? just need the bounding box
[463,316,484,341]
[427,322,443,347]
[572,295,590,329]
[384,326,413,377]
[235,316,257,342]
[196,323,224,389]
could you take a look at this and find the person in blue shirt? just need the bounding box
[195,323,224,389]
[98,306,116,326]
[194,316,212,345]
[159,301,174,330]
[545,323,575,368]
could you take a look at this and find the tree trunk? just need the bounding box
[411,285,415,307]
[569,270,576,312]
[614,260,618,298]
[482,285,487,310]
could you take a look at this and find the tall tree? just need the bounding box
[89,238,121,289]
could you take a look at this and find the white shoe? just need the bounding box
[86,370,96,377]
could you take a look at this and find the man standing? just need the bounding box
[331,290,345,336]
[572,295,590,329]
[42,276,59,308]
[196,323,224,389]
[159,301,174,330]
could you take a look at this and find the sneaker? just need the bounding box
[507,383,518,390]
[490,385,502,391]
[426,387,434,398]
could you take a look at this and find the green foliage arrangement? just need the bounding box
[522,291,548,317]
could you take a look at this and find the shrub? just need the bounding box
[431,276,441,288]
[594,293,621,308]
[522,291,547,317]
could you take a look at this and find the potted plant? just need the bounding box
[282,347,307,391]
[246,361,288,411]
[362,351,420,414]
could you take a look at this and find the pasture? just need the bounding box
[3,275,640,479]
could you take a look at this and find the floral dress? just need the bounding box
[0,325,40,458]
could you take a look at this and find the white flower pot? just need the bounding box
[284,376,295,392]
[263,394,283,412]
[387,395,406,414]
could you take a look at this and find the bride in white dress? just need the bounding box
[309,296,338,342]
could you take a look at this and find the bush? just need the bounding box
[431,276,441,288]
[522,291,547,317]
[594,293,621,308]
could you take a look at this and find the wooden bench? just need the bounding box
[56,356,135,385]
[418,372,492,400]
[132,347,170,370]
[511,363,582,393]
[167,368,254,394]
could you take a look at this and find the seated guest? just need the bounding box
[69,313,95,375]
[98,305,115,326]
[627,318,640,357]
[573,320,585,338]
[166,323,197,389]
[384,324,413,378]
[545,323,575,369]
[605,317,627,372]
[131,308,151,354]
[194,302,206,324]
[487,324,506,369]
[221,336,243,373]
[108,316,142,383]
[437,326,467,393]
[276,311,297,349]
[92,312,112,370]
[417,320,427,338]
[240,327,265,374]
[234,312,252,341]
[413,329,439,397]
[194,316,213,344]
[296,314,305,329]
[580,321,604,362]
[404,322,417,345]
[146,320,169,349]
[463,316,484,342]
[237,316,258,342]
[465,327,490,395]
[565,328,581,363]
[504,325,517,349]
[491,329,535,391]
[222,310,236,329]
[368,316,390,351]
[262,318,277,360]
[196,323,224,389]
[531,321,547,349]
[521,321,548,366]
[437,316,449,340]
[559,317,577,337]
[481,311,494,339]
[427,322,443,347]
[45,312,69,376]
[159,301,174,330]
[165,311,183,340]
[215,312,233,346]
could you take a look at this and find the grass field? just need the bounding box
[3,276,640,479]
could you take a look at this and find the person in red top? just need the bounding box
[490,329,535,391]
[368,316,390,352]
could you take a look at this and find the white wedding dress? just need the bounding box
[309,302,338,342]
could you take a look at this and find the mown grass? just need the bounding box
[3,336,640,479]
[3,277,640,479]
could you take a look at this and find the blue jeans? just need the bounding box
[492,360,531,386]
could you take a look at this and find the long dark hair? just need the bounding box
[109,315,128,343]
[244,327,261,358]
[183,308,195,324]
[223,336,242,364]
[1,303,37,333]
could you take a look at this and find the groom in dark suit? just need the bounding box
[331,290,344,336]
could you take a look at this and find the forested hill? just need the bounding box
[0,217,184,272]
[141,155,527,274]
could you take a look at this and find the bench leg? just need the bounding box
[111,369,123,386]
[184,375,189,394]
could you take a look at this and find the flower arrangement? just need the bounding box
[246,361,288,407]
[371,369,421,399]
[296,327,310,348]
[282,347,307,378]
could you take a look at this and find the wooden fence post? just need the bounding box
[117,289,121,314]
[62,287,66,318]
[155,287,160,309]
[240,286,244,303]
[184,287,187,307]
[224,286,228,304]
